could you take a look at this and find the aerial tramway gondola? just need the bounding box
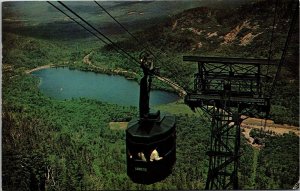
[126,52,176,184]
[47,1,177,184]
[47,0,298,188]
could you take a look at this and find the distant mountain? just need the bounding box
[116,0,297,62]
[2,1,254,34]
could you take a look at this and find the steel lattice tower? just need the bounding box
[184,56,273,189]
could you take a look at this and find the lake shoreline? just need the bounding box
[32,67,180,106]
[27,62,186,97]
[25,64,54,74]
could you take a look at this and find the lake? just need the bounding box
[32,68,179,107]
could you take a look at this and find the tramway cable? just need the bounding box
[49,1,184,93]
[93,1,158,59]
[263,0,279,131]
[263,0,297,132]
[47,2,109,46]
[48,1,181,95]
[57,1,141,65]
[51,1,182,91]
[47,1,141,66]
[263,0,297,131]
[266,0,279,76]
[269,0,298,97]
[93,1,170,67]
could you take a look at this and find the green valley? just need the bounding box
[2,0,299,190]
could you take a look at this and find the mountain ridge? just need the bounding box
[114,0,296,61]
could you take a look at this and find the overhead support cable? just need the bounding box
[48,1,186,95]
[57,1,141,65]
[266,0,279,75]
[47,1,139,65]
[94,1,143,46]
[93,1,186,93]
[47,1,109,46]
[269,0,298,97]
[93,1,162,66]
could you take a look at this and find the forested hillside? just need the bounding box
[103,0,299,125]
[2,0,299,190]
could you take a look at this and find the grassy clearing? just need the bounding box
[154,99,203,116]
[109,122,128,130]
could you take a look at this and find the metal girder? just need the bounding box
[202,104,241,190]
[184,56,270,189]
[183,56,278,65]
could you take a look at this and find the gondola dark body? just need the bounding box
[126,52,176,184]
[126,114,176,184]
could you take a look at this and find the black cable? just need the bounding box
[47,1,109,46]
[269,0,298,97]
[50,1,186,94]
[94,1,149,52]
[94,1,186,94]
[47,1,139,64]
[93,1,164,67]
[155,75,185,92]
[266,0,279,76]
[58,1,141,65]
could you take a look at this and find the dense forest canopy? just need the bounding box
[2,0,299,190]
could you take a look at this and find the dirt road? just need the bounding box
[25,64,53,74]
[241,117,299,136]
[241,117,299,147]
